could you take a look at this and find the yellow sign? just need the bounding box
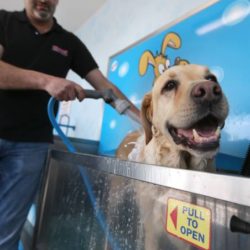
[166,198,211,250]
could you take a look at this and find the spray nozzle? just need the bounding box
[84,89,131,114]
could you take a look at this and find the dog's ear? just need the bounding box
[141,93,153,144]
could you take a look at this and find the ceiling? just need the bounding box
[1,0,106,31]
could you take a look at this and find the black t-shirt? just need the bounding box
[0,10,98,142]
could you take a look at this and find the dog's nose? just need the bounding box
[191,81,222,104]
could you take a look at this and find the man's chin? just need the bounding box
[34,11,52,21]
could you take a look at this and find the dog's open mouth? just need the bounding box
[169,115,221,151]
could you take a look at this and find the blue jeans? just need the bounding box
[0,139,49,250]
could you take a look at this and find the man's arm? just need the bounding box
[0,44,3,58]
[0,43,85,101]
[85,68,140,118]
[0,60,85,101]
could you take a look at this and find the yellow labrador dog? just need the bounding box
[115,64,229,250]
[117,64,229,171]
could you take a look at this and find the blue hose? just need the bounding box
[18,241,24,250]
[47,97,119,250]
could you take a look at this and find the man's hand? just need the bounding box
[0,59,86,102]
[44,77,85,101]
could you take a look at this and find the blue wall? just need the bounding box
[99,0,250,172]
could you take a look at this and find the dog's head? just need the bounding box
[141,64,229,158]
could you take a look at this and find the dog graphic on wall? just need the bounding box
[139,32,189,80]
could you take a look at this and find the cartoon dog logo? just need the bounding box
[139,32,189,79]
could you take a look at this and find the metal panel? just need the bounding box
[34,150,250,250]
[50,150,250,207]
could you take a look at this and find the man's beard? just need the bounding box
[33,7,55,22]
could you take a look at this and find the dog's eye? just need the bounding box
[162,80,177,92]
[205,74,217,82]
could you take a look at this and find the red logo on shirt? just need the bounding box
[52,45,68,57]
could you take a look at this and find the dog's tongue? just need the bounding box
[195,126,217,137]
[177,128,193,138]
[177,126,220,143]
[177,128,217,137]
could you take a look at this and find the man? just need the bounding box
[0,1,140,249]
